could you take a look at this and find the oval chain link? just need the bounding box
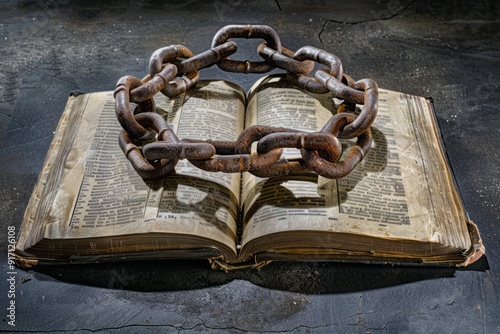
[211,24,282,73]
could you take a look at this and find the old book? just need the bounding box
[15,74,484,269]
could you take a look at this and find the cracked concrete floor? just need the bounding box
[0,0,499,333]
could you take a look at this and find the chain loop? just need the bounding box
[130,65,178,103]
[115,25,379,180]
[303,113,373,178]
[118,113,178,180]
[114,76,157,140]
[258,43,314,75]
[286,46,344,94]
[178,41,238,73]
[211,25,282,73]
[257,132,343,163]
[318,77,379,139]
[143,141,216,161]
[147,45,200,98]
[149,45,193,78]
[302,129,372,179]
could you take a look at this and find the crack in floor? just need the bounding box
[318,0,417,46]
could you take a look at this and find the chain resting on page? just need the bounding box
[114,24,379,180]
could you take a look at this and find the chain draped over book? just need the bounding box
[114,24,379,180]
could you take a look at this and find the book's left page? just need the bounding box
[16,80,245,265]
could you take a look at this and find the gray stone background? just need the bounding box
[0,1,499,333]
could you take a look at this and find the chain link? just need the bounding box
[114,24,379,180]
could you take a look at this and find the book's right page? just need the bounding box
[238,75,478,264]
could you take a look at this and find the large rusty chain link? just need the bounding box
[114,24,379,180]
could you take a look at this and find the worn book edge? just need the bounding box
[460,219,485,267]
[422,97,485,267]
[14,221,485,269]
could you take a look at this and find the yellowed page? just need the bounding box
[16,94,85,252]
[240,76,470,254]
[18,81,245,260]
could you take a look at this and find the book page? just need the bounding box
[16,94,86,252]
[24,81,245,259]
[240,75,470,255]
[149,80,244,249]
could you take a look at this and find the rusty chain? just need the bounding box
[114,24,379,180]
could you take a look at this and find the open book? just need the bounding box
[15,75,484,269]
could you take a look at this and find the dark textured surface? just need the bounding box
[1,1,499,333]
